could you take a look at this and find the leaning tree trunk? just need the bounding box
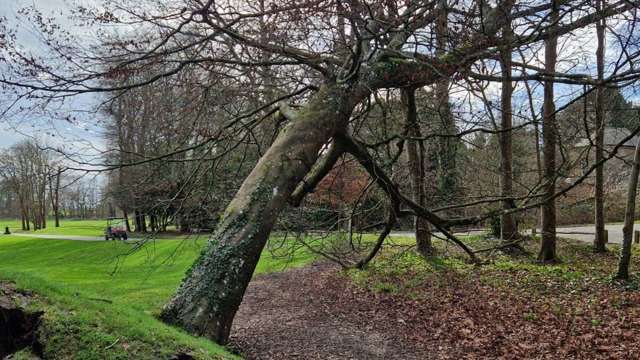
[539,0,559,263]
[615,128,640,279]
[161,84,356,344]
[594,0,607,253]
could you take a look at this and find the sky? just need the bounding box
[1,0,637,154]
[0,0,106,154]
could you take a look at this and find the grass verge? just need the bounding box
[0,234,317,359]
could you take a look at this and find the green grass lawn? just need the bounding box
[5,218,131,237]
[0,218,185,238]
[0,217,22,231]
[0,234,317,359]
[1,218,107,236]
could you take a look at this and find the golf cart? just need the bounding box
[105,217,128,241]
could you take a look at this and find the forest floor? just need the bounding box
[231,236,640,359]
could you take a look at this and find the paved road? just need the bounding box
[544,224,637,245]
[390,229,487,239]
[4,224,636,244]
[392,224,639,245]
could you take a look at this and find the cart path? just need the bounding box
[393,223,638,245]
[530,223,635,244]
[6,222,634,243]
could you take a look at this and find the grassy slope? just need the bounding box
[0,234,316,359]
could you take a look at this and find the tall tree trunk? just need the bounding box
[150,214,157,232]
[141,213,148,232]
[134,210,143,232]
[40,179,47,230]
[615,123,640,280]
[403,88,433,256]
[20,209,26,231]
[435,0,458,206]
[538,0,559,263]
[123,210,131,232]
[22,199,30,231]
[54,171,60,227]
[594,0,607,252]
[499,1,517,242]
[161,84,356,344]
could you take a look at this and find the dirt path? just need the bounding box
[230,263,428,360]
[230,253,640,360]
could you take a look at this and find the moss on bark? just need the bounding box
[160,84,361,344]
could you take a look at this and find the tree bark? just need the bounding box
[141,213,147,232]
[150,214,158,232]
[403,88,433,256]
[160,84,357,344]
[538,0,559,263]
[123,210,131,232]
[289,141,343,207]
[594,0,607,253]
[158,0,575,343]
[49,170,61,228]
[134,210,148,232]
[499,2,518,242]
[435,0,458,206]
[615,121,640,279]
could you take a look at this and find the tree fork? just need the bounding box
[154,0,631,344]
[289,140,344,207]
[160,84,358,344]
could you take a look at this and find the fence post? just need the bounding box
[604,229,608,244]
[3,227,9,235]
[635,230,640,244]
[532,228,537,237]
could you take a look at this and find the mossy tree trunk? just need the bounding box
[160,84,357,344]
[157,0,575,343]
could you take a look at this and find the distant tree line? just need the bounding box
[0,140,104,229]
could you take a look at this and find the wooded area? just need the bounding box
[2,0,640,358]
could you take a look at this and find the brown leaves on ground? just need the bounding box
[231,239,640,359]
